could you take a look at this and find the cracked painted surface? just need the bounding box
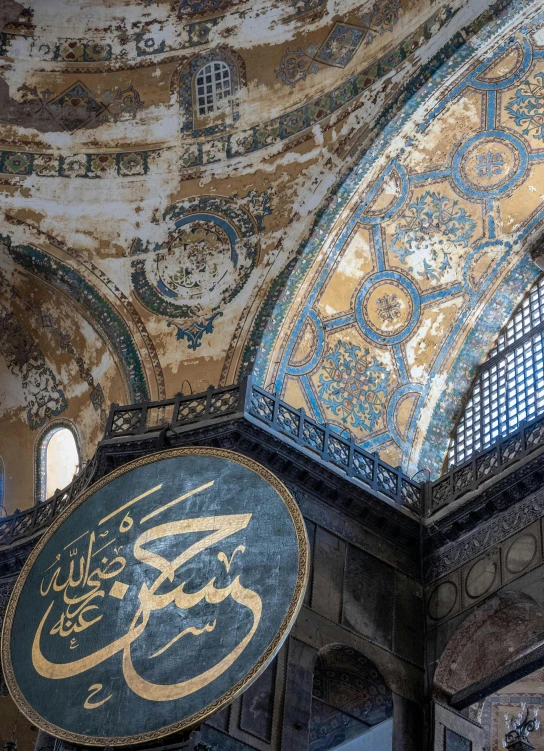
[0,0,537,513]
[257,0,544,476]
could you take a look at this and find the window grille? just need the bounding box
[448,275,544,467]
[195,61,232,117]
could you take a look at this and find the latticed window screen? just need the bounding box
[195,61,232,116]
[448,275,544,468]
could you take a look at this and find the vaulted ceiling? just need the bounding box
[0,0,541,512]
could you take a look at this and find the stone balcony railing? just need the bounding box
[3,378,544,547]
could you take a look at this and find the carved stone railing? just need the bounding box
[426,410,544,516]
[0,454,98,548]
[6,380,544,545]
[103,378,421,512]
[103,382,243,437]
[247,383,421,512]
[0,380,422,549]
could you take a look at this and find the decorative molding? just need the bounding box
[424,454,544,582]
[0,147,154,179]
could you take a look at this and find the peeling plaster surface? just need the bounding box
[0,0,537,512]
[257,0,544,477]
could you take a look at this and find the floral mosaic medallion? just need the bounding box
[391,191,476,281]
[132,195,265,349]
[454,132,527,198]
[364,280,412,335]
[152,222,238,303]
[317,341,390,433]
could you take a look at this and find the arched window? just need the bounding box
[195,61,232,117]
[179,50,243,138]
[36,423,80,503]
[448,275,544,467]
[309,645,393,750]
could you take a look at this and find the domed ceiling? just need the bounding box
[0,0,541,512]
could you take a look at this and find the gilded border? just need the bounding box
[1,447,309,746]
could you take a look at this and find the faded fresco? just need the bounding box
[0,0,542,516]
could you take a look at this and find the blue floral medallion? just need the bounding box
[391,191,476,280]
[318,341,390,433]
[506,71,544,139]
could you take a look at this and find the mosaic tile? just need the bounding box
[187,17,222,46]
[53,40,112,62]
[59,154,89,178]
[176,0,236,16]
[250,0,544,476]
[281,108,308,137]
[307,96,333,124]
[118,152,147,176]
[89,154,117,178]
[1,152,33,176]
[135,32,166,56]
[180,143,202,168]
[32,154,60,178]
[315,24,367,68]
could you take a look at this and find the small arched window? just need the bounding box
[195,61,232,117]
[36,424,80,503]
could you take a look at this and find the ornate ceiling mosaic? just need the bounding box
[256,0,544,476]
[1,0,543,514]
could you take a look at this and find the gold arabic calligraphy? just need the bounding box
[32,480,263,703]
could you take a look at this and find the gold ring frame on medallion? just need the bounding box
[1,447,310,747]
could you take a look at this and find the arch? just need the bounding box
[249,0,544,478]
[309,644,393,750]
[6,237,153,403]
[433,591,544,707]
[177,47,245,137]
[35,420,81,503]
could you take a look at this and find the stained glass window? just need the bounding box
[448,275,544,467]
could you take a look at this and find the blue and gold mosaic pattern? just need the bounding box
[254,0,544,476]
